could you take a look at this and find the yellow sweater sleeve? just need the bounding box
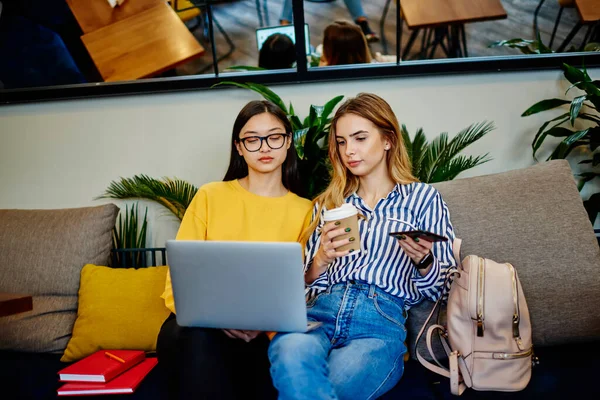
[161,189,208,314]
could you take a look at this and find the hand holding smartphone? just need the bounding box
[389,230,448,243]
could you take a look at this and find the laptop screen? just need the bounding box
[256,24,311,56]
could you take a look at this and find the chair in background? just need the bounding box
[533,0,576,49]
[172,0,236,72]
[172,0,202,30]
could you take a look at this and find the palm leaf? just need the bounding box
[97,175,198,220]
[444,121,495,163]
[422,132,449,183]
[429,154,492,183]
[112,203,148,267]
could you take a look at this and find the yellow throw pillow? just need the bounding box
[61,264,171,362]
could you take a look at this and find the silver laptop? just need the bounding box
[166,240,320,333]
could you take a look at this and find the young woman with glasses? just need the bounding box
[156,100,312,400]
[268,93,457,400]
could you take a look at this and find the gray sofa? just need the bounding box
[0,160,599,399]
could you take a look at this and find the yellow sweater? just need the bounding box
[161,179,312,315]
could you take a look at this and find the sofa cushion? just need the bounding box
[61,264,171,362]
[0,204,118,353]
[407,160,600,353]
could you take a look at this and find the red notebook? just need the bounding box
[58,350,146,383]
[57,357,158,396]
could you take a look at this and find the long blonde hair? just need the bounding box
[300,93,418,245]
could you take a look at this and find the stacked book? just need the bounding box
[57,350,157,396]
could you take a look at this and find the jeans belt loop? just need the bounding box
[368,284,376,299]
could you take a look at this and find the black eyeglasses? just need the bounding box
[238,133,289,152]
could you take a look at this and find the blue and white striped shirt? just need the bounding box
[304,182,457,309]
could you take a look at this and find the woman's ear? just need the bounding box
[235,141,243,156]
[384,140,391,151]
[286,134,292,150]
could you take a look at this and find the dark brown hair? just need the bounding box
[259,33,296,70]
[322,21,372,66]
[223,100,301,195]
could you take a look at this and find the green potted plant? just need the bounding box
[97,175,198,221]
[401,122,495,183]
[521,63,599,224]
[111,203,148,268]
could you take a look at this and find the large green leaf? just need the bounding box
[570,95,587,125]
[588,94,600,110]
[547,129,590,160]
[321,95,345,120]
[212,81,288,113]
[531,113,570,158]
[577,173,600,191]
[293,128,309,160]
[521,99,571,116]
[583,193,600,224]
[563,63,590,87]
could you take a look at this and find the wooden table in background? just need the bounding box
[401,0,507,29]
[400,0,507,59]
[0,293,33,317]
[576,0,600,24]
[66,0,164,34]
[81,3,205,82]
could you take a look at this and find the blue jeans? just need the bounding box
[269,281,407,400]
[280,0,366,23]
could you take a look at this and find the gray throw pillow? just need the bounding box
[0,204,118,353]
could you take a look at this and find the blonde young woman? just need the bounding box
[268,93,457,400]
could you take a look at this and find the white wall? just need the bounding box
[1,68,599,246]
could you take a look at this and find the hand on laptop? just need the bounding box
[223,329,262,342]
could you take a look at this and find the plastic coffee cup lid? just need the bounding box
[323,203,358,221]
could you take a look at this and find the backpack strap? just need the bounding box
[450,351,468,395]
[415,269,457,375]
[453,238,462,269]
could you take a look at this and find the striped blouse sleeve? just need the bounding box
[303,204,329,293]
[412,190,457,301]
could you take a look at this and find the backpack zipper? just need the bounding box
[492,347,532,360]
[476,257,485,337]
[507,263,520,338]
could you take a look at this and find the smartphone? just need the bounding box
[389,230,448,242]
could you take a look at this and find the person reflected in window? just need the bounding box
[279,0,379,42]
[319,21,372,67]
[259,33,296,70]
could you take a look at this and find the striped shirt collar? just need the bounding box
[347,182,404,202]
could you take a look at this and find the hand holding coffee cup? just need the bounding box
[313,204,361,269]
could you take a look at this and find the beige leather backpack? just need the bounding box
[416,239,533,395]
